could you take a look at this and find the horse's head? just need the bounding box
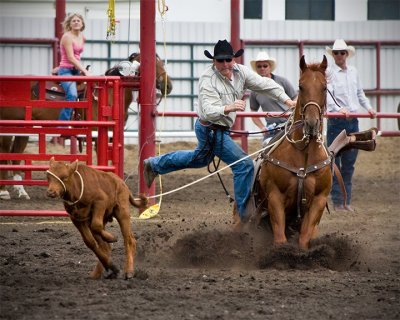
[129,52,173,96]
[296,55,327,137]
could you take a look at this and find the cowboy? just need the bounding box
[326,39,376,212]
[249,51,298,145]
[143,39,296,222]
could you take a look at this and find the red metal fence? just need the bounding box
[0,75,129,216]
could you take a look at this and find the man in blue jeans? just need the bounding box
[326,39,376,212]
[143,40,296,221]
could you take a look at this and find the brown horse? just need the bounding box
[0,53,172,200]
[105,52,173,121]
[255,55,331,250]
[128,52,173,98]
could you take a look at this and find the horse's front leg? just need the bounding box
[268,192,287,245]
[11,136,30,199]
[0,136,12,200]
[298,196,326,249]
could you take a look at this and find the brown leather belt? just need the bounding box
[198,119,229,131]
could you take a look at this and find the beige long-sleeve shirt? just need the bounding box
[197,63,290,127]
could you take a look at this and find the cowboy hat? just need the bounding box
[326,39,355,58]
[250,51,277,72]
[204,40,244,60]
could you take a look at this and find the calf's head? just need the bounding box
[46,157,79,199]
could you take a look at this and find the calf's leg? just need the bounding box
[91,203,117,243]
[114,206,137,279]
[72,219,119,279]
[89,238,112,279]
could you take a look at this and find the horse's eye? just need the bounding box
[299,86,303,91]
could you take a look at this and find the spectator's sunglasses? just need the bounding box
[333,51,347,56]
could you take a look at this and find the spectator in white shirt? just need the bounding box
[326,39,376,212]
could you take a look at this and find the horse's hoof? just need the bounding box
[18,193,31,200]
[13,184,30,200]
[0,190,11,200]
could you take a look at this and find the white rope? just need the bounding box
[145,144,273,200]
[46,169,84,205]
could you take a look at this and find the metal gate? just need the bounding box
[0,75,126,216]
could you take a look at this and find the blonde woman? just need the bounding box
[57,13,90,121]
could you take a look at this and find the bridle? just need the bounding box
[285,95,326,147]
[46,167,84,205]
[300,101,323,118]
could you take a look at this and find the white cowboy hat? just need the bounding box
[250,51,277,72]
[326,39,355,58]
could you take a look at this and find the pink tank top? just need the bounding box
[59,39,85,69]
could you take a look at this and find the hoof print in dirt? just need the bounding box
[133,269,149,280]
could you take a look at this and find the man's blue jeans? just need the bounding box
[147,119,254,220]
[58,67,80,121]
[327,118,359,205]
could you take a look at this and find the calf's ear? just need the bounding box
[49,156,55,165]
[69,159,79,173]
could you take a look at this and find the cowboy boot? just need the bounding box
[343,139,377,152]
[349,127,378,141]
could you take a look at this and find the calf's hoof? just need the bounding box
[89,270,103,280]
[125,272,134,280]
[103,265,120,279]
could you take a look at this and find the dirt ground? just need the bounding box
[0,137,399,320]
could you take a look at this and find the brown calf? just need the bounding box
[46,157,147,280]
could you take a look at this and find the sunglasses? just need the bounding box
[333,51,347,56]
[216,58,232,63]
[257,64,269,69]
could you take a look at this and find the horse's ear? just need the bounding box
[49,156,55,165]
[128,52,139,62]
[300,55,307,72]
[320,55,328,72]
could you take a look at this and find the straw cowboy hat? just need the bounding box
[250,51,277,72]
[204,40,244,60]
[326,39,355,58]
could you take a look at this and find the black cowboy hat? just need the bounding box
[204,40,244,60]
